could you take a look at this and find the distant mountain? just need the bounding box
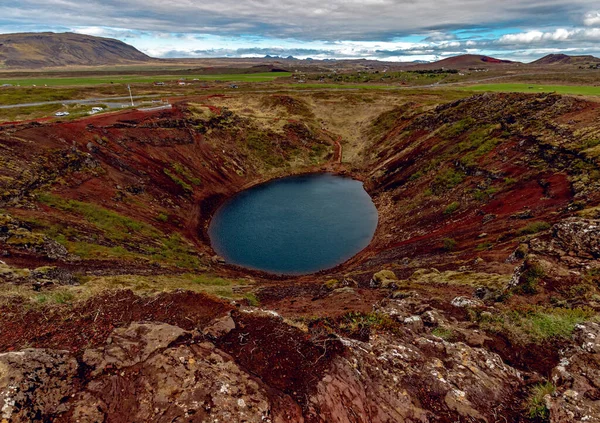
[405,54,517,70]
[433,54,516,67]
[0,32,151,68]
[531,54,600,66]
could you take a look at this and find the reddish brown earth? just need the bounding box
[0,92,599,422]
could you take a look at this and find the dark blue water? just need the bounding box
[208,173,378,275]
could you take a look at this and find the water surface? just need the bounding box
[208,173,378,275]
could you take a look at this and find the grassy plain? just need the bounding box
[462,83,600,96]
[0,72,292,87]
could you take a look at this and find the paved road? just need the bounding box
[0,95,162,109]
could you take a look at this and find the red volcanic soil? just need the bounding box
[0,290,233,354]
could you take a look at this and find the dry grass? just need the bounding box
[0,268,256,306]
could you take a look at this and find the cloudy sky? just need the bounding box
[1,0,600,62]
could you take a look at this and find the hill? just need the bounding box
[411,54,517,69]
[0,32,151,68]
[531,53,600,66]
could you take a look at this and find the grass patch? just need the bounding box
[472,187,498,201]
[444,201,460,215]
[515,265,545,294]
[476,242,493,251]
[432,326,455,341]
[37,193,202,269]
[462,83,600,97]
[518,221,551,236]
[432,168,464,194]
[0,72,292,87]
[440,117,476,138]
[35,290,75,304]
[480,307,592,343]
[245,130,285,167]
[164,168,193,193]
[171,162,202,186]
[525,382,555,420]
[78,273,252,300]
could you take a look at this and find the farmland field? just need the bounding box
[0,72,292,87]
[461,83,600,96]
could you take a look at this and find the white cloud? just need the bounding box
[498,27,600,44]
[583,11,600,26]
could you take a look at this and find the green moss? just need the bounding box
[171,162,202,186]
[164,168,193,193]
[339,311,394,334]
[372,270,397,285]
[324,279,340,290]
[440,117,476,138]
[37,193,202,269]
[156,212,169,223]
[432,168,464,194]
[476,242,493,251]
[472,187,498,201]
[432,327,455,341]
[244,292,260,306]
[6,227,45,247]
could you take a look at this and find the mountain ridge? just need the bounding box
[0,32,151,68]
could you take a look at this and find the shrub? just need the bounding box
[476,242,493,251]
[526,382,555,420]
[443,238,457,251]
[444,202,460,215]
[515,265,545,294]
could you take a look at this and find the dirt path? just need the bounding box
[333,135,342,163]
[320,128,343,164]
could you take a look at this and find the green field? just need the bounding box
[0,72,292,87]
[462,83,600,96]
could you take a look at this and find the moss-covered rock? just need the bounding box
[371,269,398,288]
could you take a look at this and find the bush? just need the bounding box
[515,265,545,294]
[444,202,460,215]
[443,238,457,251]
[476,242,493,251]
[526,382,555,420]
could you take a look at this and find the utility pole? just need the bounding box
[127,84,134,106]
